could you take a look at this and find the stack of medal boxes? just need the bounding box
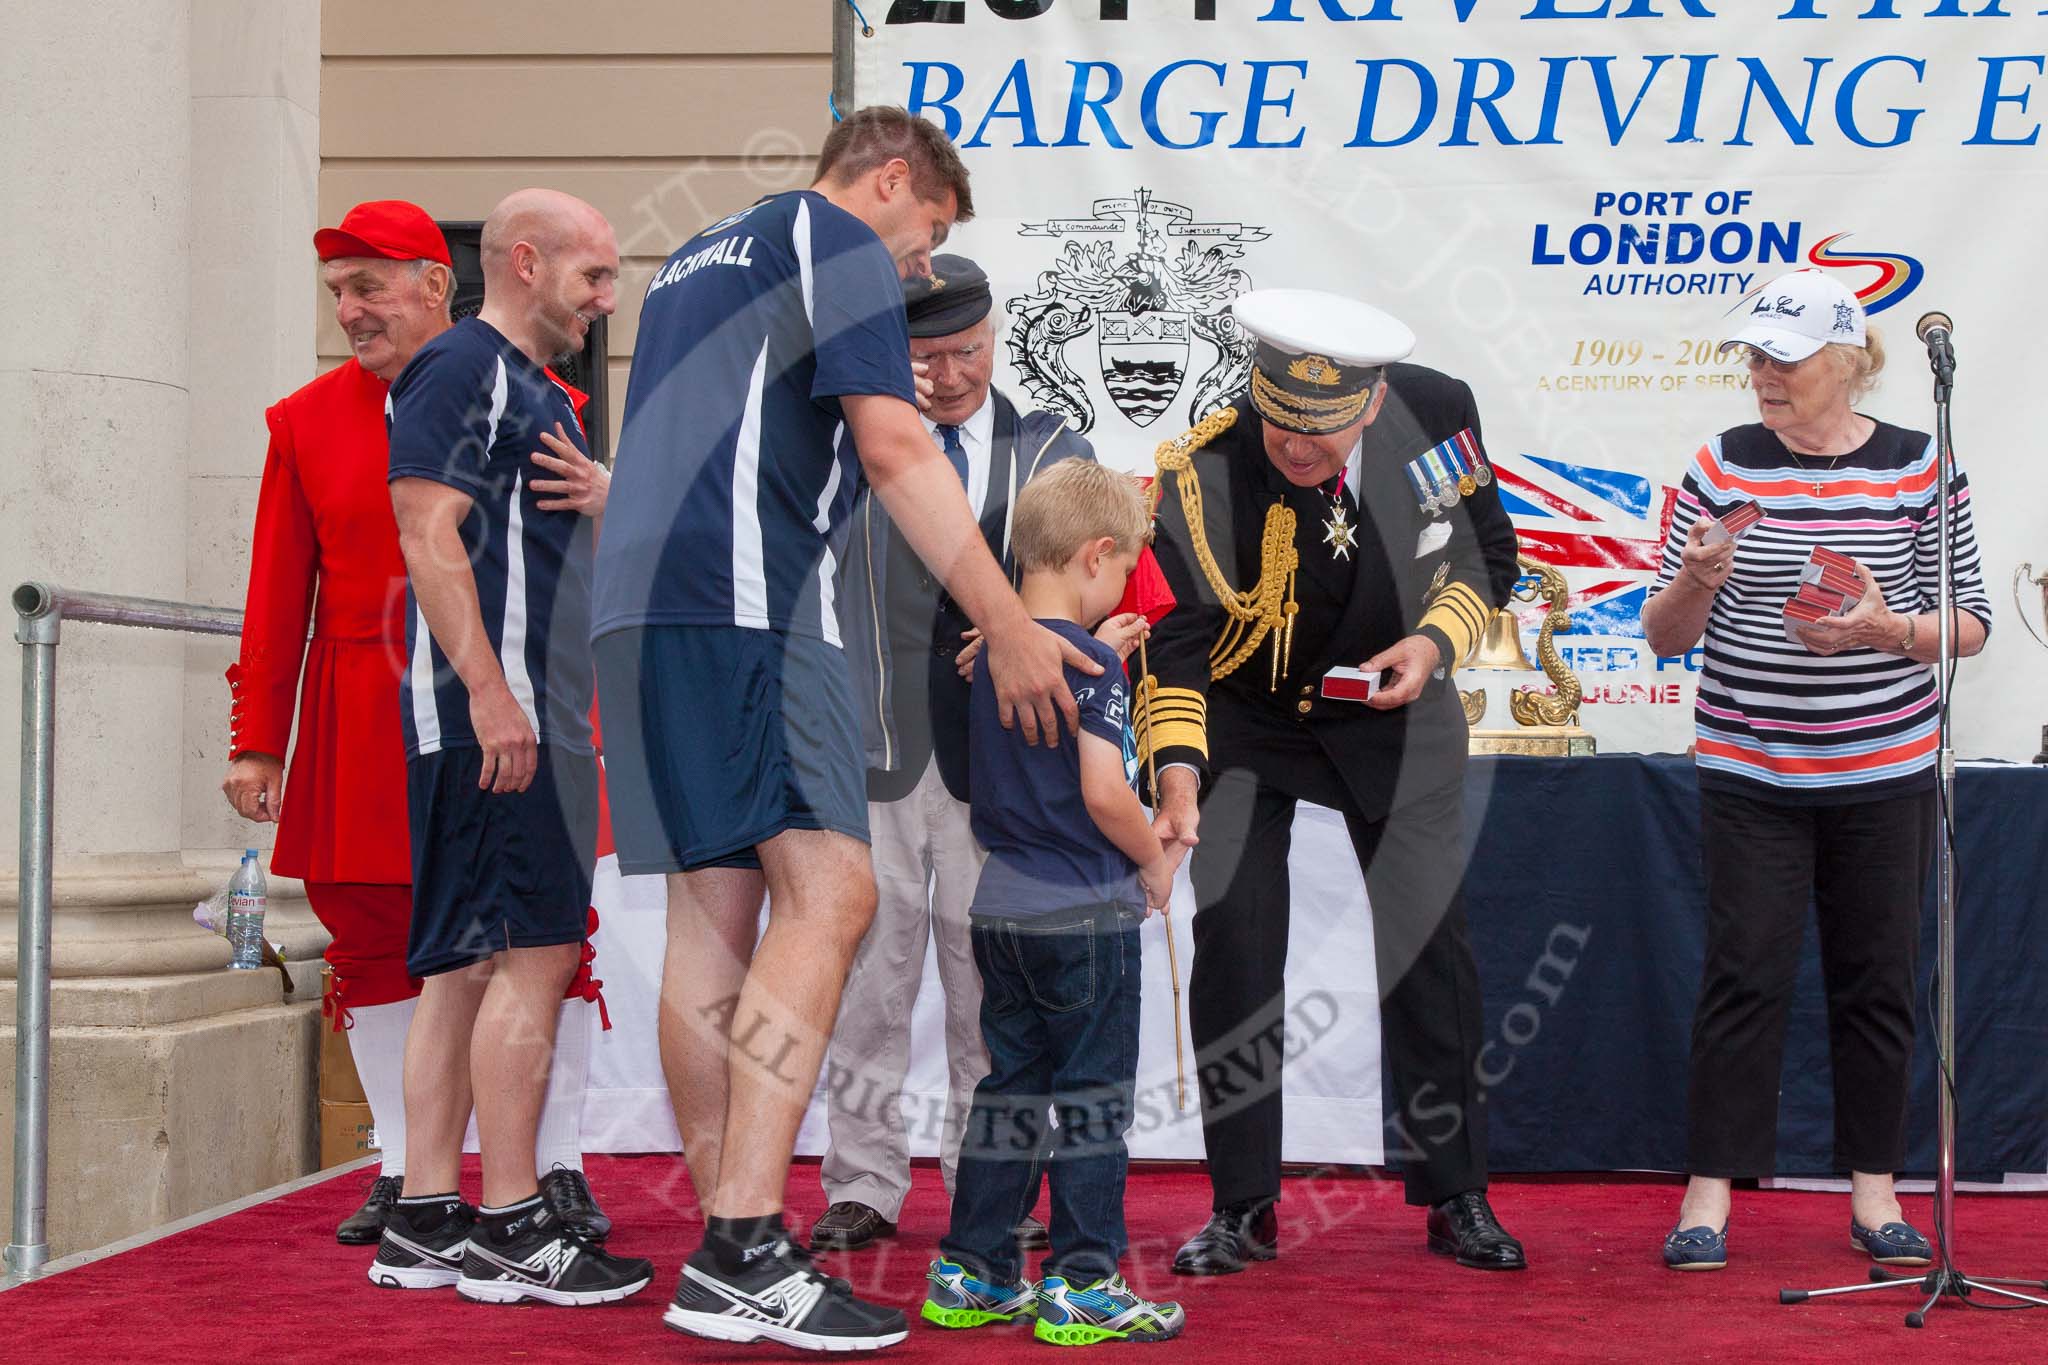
[1784,545,1865,646]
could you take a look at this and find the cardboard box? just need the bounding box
[1784,596,1834,645]
[317,966,369,1105]
[1798,560,1864,598]
[1321,666,1383,703]
[320,1098,379,1170]
[1703,499,1763,546]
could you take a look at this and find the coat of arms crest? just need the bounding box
[1005,188,1269,433]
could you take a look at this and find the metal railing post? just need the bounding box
[7,587,60,1282]
[0,581,247,1284]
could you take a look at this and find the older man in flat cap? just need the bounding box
[810,254,1097,1253]
[1140,289,1528,1274]
[222,199,614,1248]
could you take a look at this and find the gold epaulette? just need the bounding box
[1149,406,1300,688]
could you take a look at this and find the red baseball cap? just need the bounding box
[313,200,452,267]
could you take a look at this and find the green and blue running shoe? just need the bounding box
[920,1259,1038,1329]
[1033,1273,1185,1346]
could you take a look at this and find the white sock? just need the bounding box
[534,998,591,1175]
[344,995,418,1179]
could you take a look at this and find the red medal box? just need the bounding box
[1783,595,1835,645]
[1809,545,1858,575]
[1703,499,1764,546]
[1799,560,1865,598]
[1794,580,1859,614]
[1321,666,1384,703]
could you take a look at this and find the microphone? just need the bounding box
[1916,310,1956,384]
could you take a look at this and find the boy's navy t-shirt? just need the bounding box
[968,620,1141,917]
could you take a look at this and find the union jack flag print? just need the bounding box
[1489,452,1680,640]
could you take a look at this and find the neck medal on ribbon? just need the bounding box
[1323,497,1357,560]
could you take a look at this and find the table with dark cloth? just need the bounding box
[1460,754,2048,1179]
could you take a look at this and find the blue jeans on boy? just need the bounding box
[940,903,1143,1286]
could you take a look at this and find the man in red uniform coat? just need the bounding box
[223,200,614,1244]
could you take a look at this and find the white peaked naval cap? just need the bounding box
[1719,269,1868,364]
[1232,289,1417,368]
[1232,290,1416,434]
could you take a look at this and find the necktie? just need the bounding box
[937,424,969,493]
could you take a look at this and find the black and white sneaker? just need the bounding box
[664,1237,908,1351]
[456,1201,652,1307]
[367,1199,475,1290]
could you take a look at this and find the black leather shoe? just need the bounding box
[1172,1200,1279,1276]
[540,1165,612,1243]
[1015,1213,1050,1251]
[808,1201,896,1251]
[335,1173,402,1245]
[1426,1190,1527,1270]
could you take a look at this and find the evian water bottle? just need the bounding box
[226,849,268,970]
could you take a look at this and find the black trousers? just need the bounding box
[1188,765,1489,1210]
[1686,785,1935,1178]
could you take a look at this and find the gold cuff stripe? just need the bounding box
[1144,686,1207,715]
[1419,604,1479,665]
[1136,685,1207,761]
[1431,581,1491,638]
[1430,578,1490,619]
[1436,589,1491,641]
[1422,598,1487,654]
[1421,583,1492,664]
[1143,718,1209,761]
[1250,369,1372,433]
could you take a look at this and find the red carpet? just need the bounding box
[7,1158,2043,1361]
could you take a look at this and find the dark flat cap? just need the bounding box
[903,254,993,338]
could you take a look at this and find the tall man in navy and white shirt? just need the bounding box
[593,108,1099,1352]
[812,254,1094,1255]
[375,188,653,1307]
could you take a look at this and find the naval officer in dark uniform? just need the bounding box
[1140,290,1527,1274]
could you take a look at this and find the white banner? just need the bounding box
[569,6,2048,1169]
[581,810,1386,1167]
[853,1,2048,760]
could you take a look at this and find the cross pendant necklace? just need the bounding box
[1793,449,1843,495]
[1787,426,1857,495]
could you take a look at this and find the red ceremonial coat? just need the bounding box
[227,355,588,884]
[228,360,412,883]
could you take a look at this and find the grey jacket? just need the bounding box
[838,387,1096,800]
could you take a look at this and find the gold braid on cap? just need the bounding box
[1150,406,1300,689]
[1250,368,1373,434]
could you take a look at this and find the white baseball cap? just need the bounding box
[1719,269,1867,363]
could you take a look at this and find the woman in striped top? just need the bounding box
[1643,269,1991,1272]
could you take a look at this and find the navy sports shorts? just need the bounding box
[405,744,597,977]
[593,625,868,875]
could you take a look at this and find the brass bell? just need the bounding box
[1465,607,1537,672]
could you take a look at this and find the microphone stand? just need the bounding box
[1779,331,2048,1324]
